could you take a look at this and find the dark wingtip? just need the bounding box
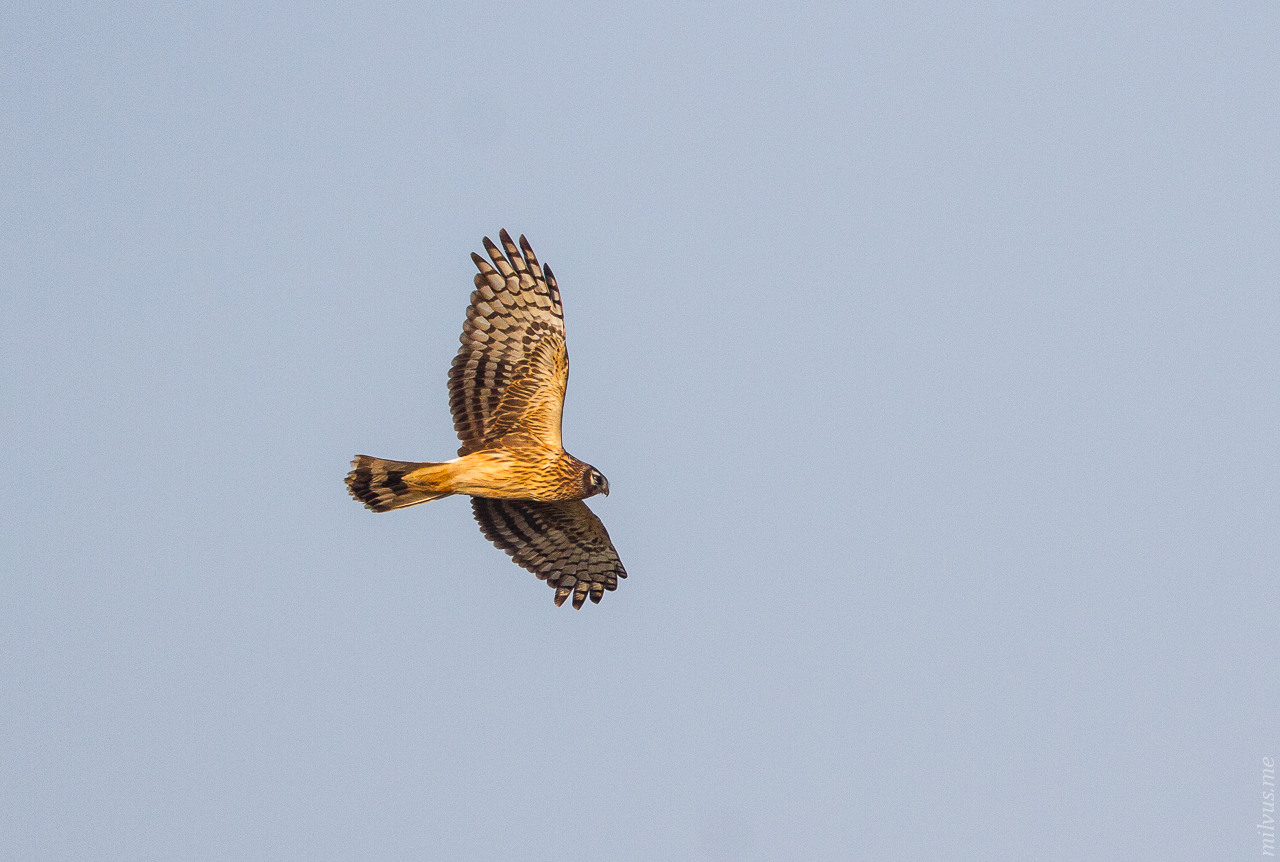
[518,234,539,267]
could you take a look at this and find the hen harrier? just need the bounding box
[346,231,626,608]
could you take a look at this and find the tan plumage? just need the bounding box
[345,230,626,608]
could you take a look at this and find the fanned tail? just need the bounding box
[345,456,454,512]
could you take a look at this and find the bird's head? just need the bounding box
[582,466,610,498]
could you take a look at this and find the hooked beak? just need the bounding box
[603,479,610,497]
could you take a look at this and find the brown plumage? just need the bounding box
[345,231,625,608]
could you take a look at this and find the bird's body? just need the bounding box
[349,445,593,506]
[345,231,625,608]
[418,445,593,501]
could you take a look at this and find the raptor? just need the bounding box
[346,231,626,608]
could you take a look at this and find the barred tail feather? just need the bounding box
[346,455,454,512]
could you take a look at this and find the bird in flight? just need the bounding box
[346,231,626,608]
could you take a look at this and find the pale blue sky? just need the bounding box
[2,3,1278,859]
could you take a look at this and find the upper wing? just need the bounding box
[449,230,568,456]
[471,498,627,608]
